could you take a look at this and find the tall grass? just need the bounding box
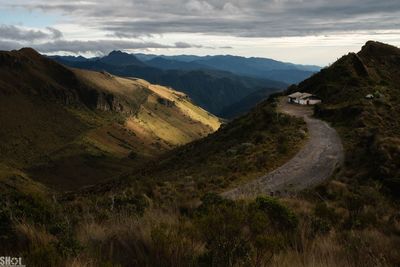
[73,209,203,267]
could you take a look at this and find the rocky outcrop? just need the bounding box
[95,92,139,115]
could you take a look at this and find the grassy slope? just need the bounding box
[289,41,400,195]
[276,41,400,266]
[0,93,306,266]
[93,41,400,266]
[3,43,400,266]
[56,57,287,116]
[107,95,307,204]
[0,48,221,190]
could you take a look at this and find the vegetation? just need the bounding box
[0,48,220,190]
[115,94,306,204]
[289,41,400,197]
[54,51,287,116]
[1,42,400,266]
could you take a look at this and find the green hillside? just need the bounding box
[289,41,400,196]
[0,48,221,190]
[2,42,400,266]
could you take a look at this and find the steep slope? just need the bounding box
[53,52,287,116]
[288,41,400,195]
[3,43,400,267]
[0,48,220,190]
[99,94,306,203]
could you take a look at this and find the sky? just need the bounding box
[0,0,400,66]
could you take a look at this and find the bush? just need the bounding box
[194,194,299,266]
[150,223,199,267]
[252,197,298,232]
[195,195,251,267]
[113,192,148,215]
[128,151,138,159]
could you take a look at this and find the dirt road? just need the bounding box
[222,98,344,199]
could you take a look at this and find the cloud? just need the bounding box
[0,24,48,41]
[0,39,204,54]
[185,0,214,13]
[0,24,63,42]
[174,41,203,48]
[7,0,400,38]
[46,27,63,39]
[0,40,21,51]
[1,0,400,60]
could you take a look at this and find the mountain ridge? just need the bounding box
[288,40,400,195]
[53,51,286,116]
[0,48,221,190]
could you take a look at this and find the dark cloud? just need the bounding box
[0,24,62,42]
[46,27,63,39]
[8,0,400,37]
[0,24,48,41]
[0,40,20,51]
[174,41,203,48]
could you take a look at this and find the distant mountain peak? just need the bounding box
[101,50,145,66]
[108,50,126,56]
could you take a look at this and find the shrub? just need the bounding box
[128,151,138,159]
[150,222,200,267]
[113,192,148,215]
[252,197,298,232]
[195,195,251,267]
[194,194,299,267]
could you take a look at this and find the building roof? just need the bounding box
[288,92,303,98]
[299,93,313,99]
[288,92,316,99]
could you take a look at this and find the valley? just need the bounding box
[0,48,221,190]
[1,41,400,267]
[52,51,315,117]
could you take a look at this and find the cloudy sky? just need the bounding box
[1,0,400,65]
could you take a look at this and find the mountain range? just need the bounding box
[140,54,320,83]
[1,41,400,266]
[0,48,220,190]
[51,51,320,117]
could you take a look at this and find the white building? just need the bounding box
[288,92,322,105]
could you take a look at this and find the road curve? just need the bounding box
[222,99,344,199]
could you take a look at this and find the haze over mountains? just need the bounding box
[136,53,320,82]
[51,51,320,117]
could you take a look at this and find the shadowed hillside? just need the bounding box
[97,94,307,204]
[53,51,287,116]
[1,42,400,267]
[0,48,221,190]
[289,41,400,196]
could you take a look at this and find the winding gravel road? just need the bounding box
[222,99,344,199]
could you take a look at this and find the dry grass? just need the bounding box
[73,209,203,267]
[75,68,221,148]
[15,222,56,248]
[271,228,397,267]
